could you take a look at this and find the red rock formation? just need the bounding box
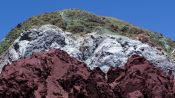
[0,49,174,98]
[107,55,175,98]
[0,49,114,98]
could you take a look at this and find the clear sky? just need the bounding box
[0,0,175,41]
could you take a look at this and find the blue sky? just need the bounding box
[0,0,175,41]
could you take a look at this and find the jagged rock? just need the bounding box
[0,49,174,98]
[0,25,175,74]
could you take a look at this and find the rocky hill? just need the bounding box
[0,9,175,98]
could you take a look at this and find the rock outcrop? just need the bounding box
[0,25,175,74]
[0,49,174,98]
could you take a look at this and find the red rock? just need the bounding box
[0,49,174,98]
[107,55,175,98]
[0,49,113,98]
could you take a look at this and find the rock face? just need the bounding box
[0,49,174,98]
[0,25,175,74]
[0,49,90,98]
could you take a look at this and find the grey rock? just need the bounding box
[0,24,175,74]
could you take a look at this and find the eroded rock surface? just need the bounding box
[0,25,175,74]
[0,49,174,98]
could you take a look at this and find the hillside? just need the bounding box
[0,9,175,58]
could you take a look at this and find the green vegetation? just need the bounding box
[0,9,175,56]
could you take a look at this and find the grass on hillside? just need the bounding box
[0,9,175,56]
